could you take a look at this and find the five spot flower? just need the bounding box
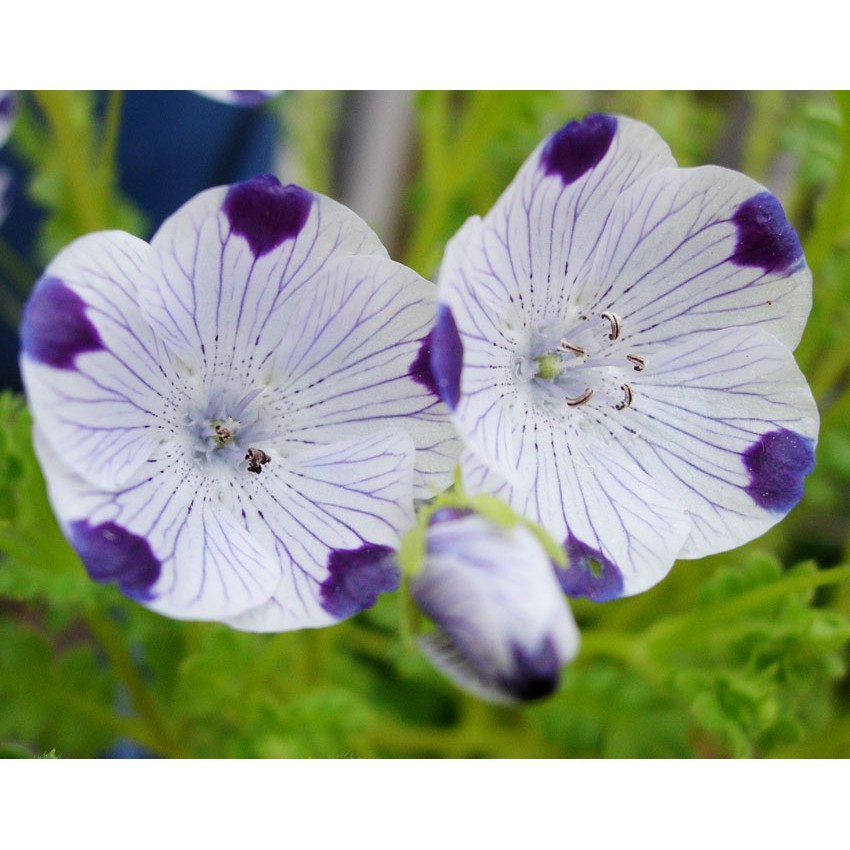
[20,174,459,630]
[431,113,819,601]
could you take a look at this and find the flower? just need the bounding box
[430,114,819,602]
[197,91,281,107]
[20,174,459,630]
[411,508,579,703]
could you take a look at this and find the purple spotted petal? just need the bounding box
[604,326,819,559]
[223,176,312,258]
[438,115,675,331]
[541,113,617,184]
[270,255,460,497]
[20,276,104,369]
[225,430,415,631]
[580,166,812,351]
[558,532,624,602]
[320,543,399,619]
[412,512,579,703]
[436,116,675,479]
[461,420,691,600]
[19,232,174,490]
[743,429,815,513]
[428,304,464,411]
[31,348,416,629]
[732,192,804,274]
[136,175,388,371]
[69,519,160,601]
[33,427,283,621]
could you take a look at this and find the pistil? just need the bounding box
[526,311,648,413]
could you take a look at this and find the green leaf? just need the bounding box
[531,662,693,758]
[0,393,100,610]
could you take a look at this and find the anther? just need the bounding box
[626,354,646,372]
[616,384,634,411]
[601,311,621,341]
[566,387,594,407]
[245,447,271,474]
[214,424,231,442]
[557,340,586,356]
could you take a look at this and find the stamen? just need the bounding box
[245,447,271,474]
[601,311,621,341]
[214,424,231,442]
[566,387,594,407]
[626,354,646,372]
[557,340,586,356]
[616,384,634,411]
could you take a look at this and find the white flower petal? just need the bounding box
[33,427,282,620]
[436,116,676,480]
[136,175,388,371]
[439,114,675,323]
[20,232,174,489]
[226,429,415,632]
[581,165,811,350]
[616,325,818,558]
[462,417,692,600]
[273,255,461,496]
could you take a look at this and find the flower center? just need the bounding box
[185,387,275,474]
[521,311,646,413]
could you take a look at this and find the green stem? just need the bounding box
[84,609,183,756]
[34,91,104,235]
[643,564,850,655]
[97,90,124,197]
[404,91,503,276]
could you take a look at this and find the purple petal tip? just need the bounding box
[69,520,160,601]
[429,304,463,410]
[320,542,399,620]
[20,276,104,370]
[557,531,624,602]
[409,328,439,398]
[540,113,617,185]
[743,428,815,513]
[731,192,804,274]
[501,637,562,701]
[223,174,312,258]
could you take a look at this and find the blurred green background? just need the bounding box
[1,90,849,758]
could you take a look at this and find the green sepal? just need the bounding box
[397,520,429,579]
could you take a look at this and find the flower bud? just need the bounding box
[411,508,579,703]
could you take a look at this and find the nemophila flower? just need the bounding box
[198,91,281,107]
[411,508,579,703]
[20,174,459,630]
[431,113,818,602]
